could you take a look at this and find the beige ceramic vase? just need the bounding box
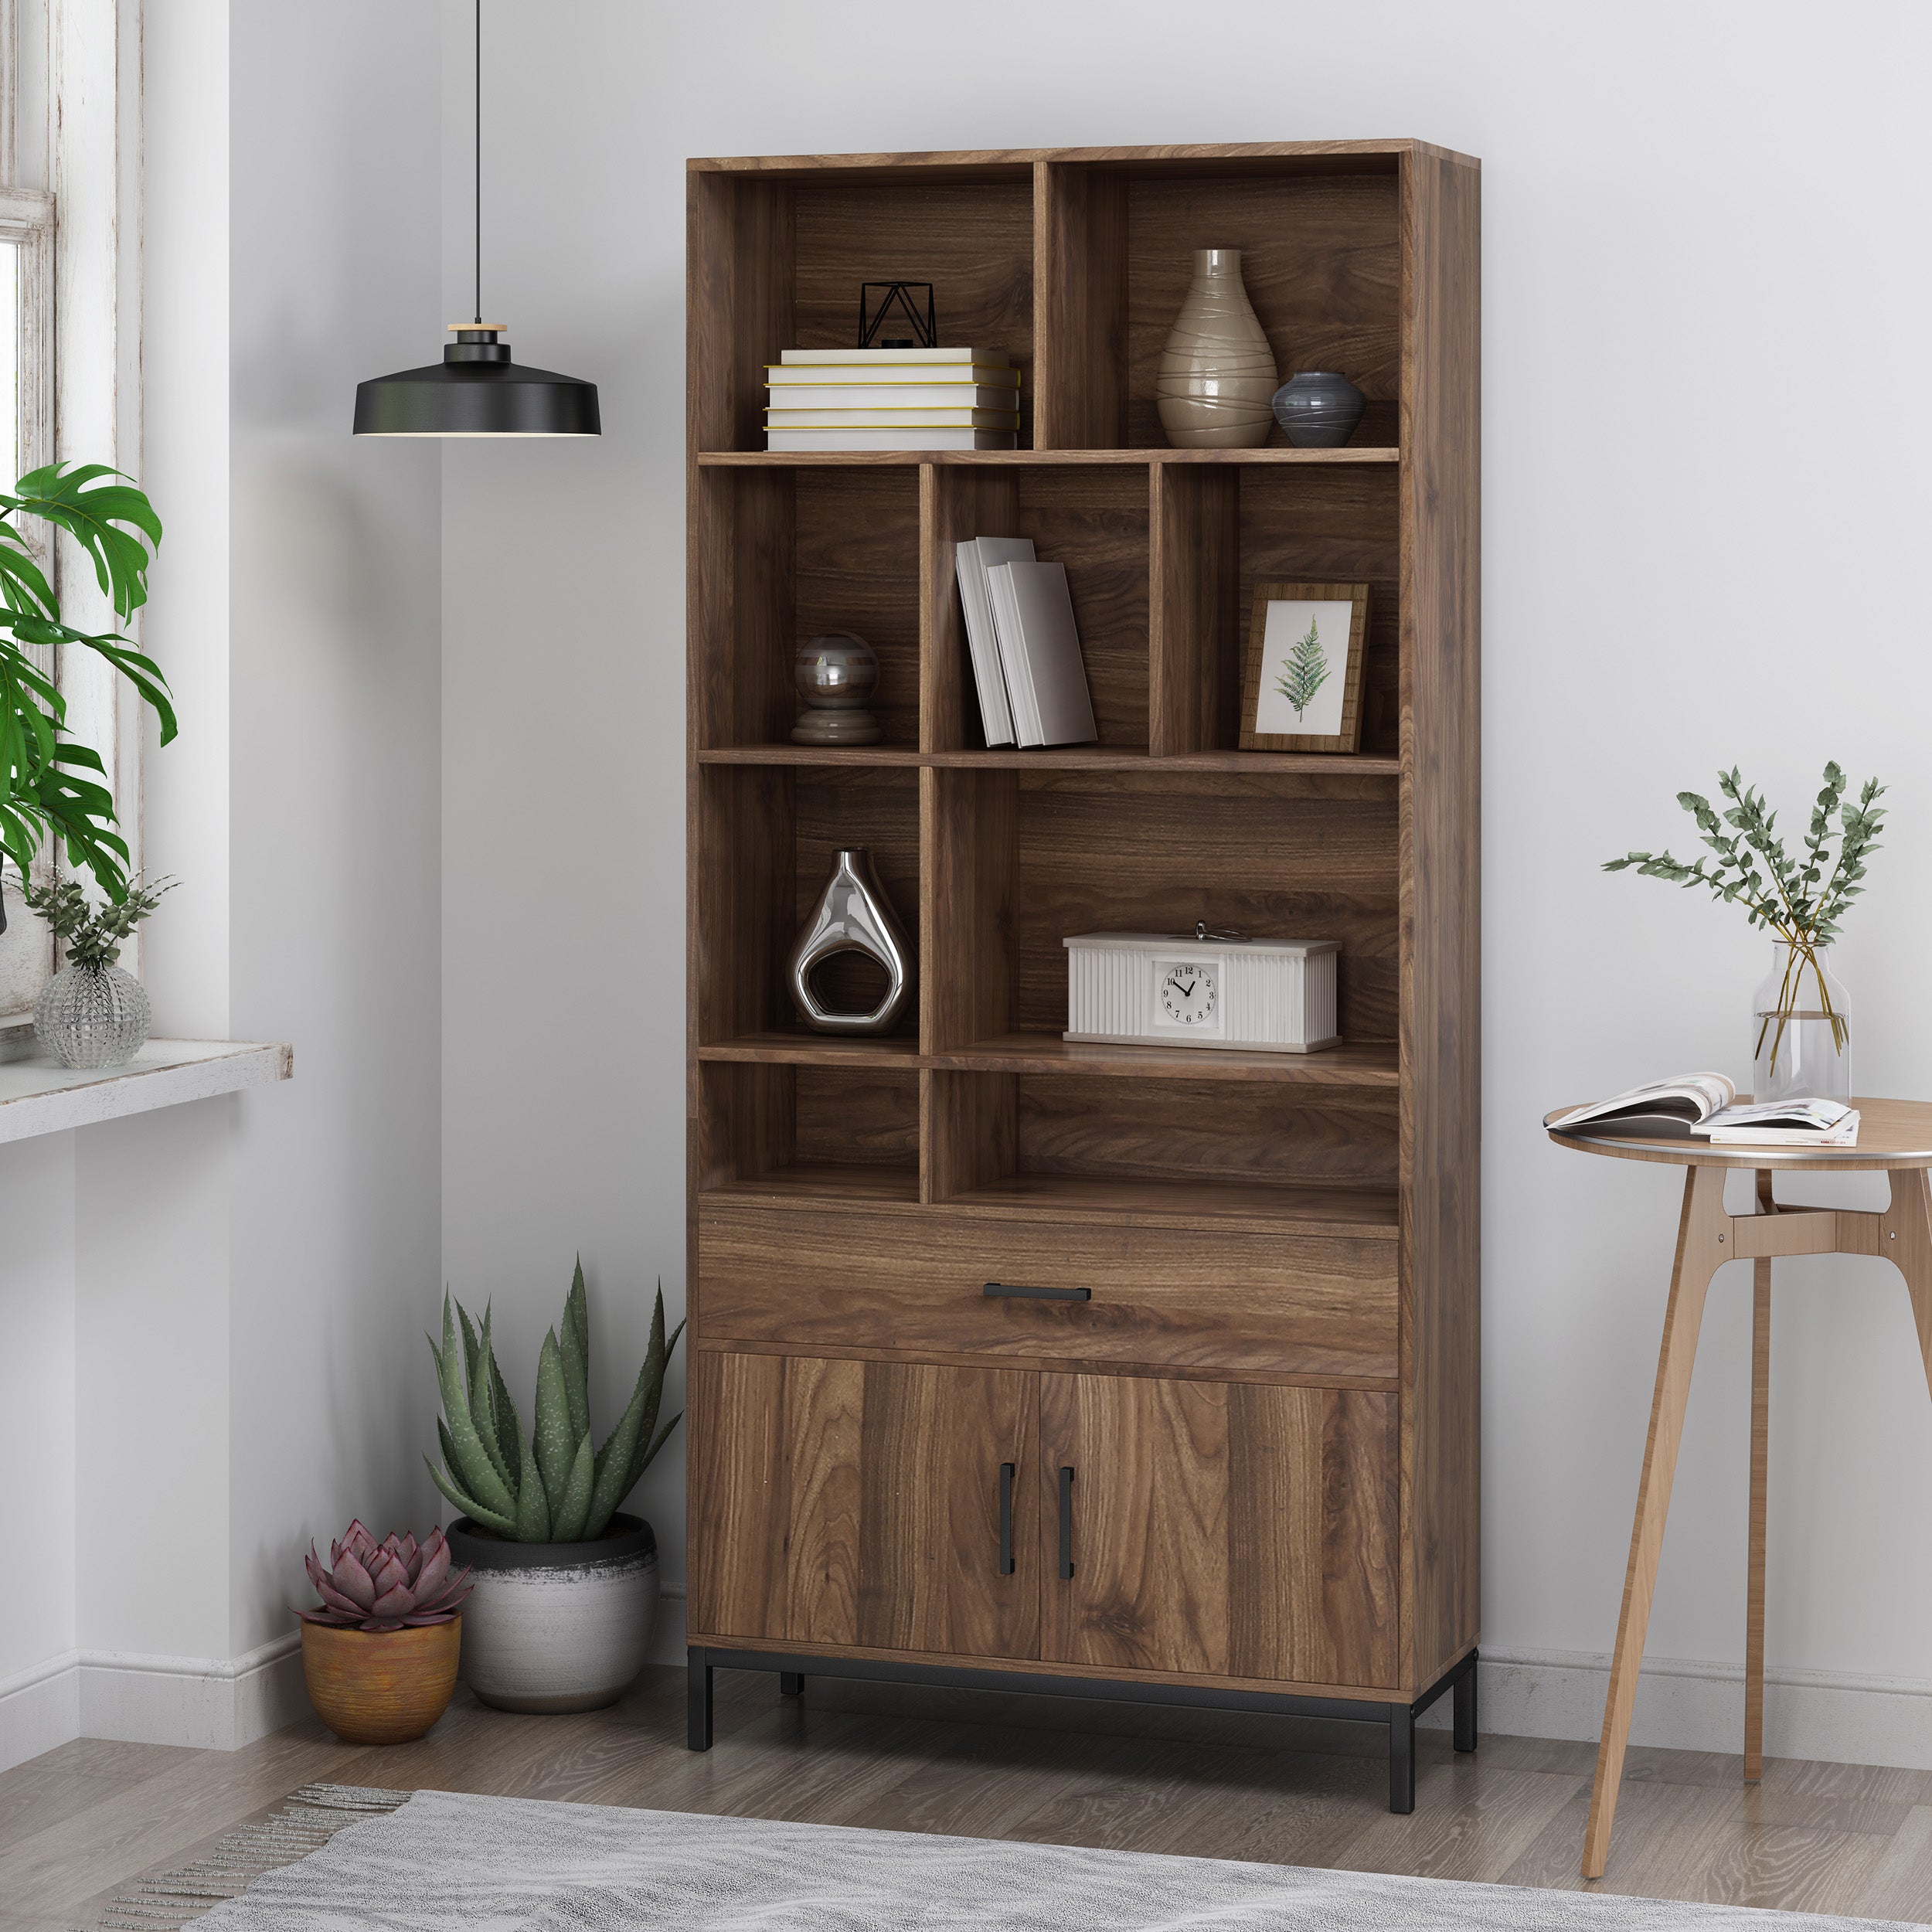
[1156,249,1277,448]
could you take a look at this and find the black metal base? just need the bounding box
[687,1645,1478,1813]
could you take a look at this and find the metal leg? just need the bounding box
[1389,1702,1416,1813]
[1454,1650,1478,1753]
[780,1672,805,1697]
[686,1648,714,1751]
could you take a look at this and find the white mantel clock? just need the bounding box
[1063,927,1340,1054]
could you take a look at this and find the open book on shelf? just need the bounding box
[1548,1075,1859,1146]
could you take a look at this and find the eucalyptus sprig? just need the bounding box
[19,872,175,970]
[1604,762,1884,1070]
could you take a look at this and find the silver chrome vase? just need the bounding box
[787,846,913,1035]
[1156,248,1277,448]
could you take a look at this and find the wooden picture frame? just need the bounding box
[1239,580,1370,753]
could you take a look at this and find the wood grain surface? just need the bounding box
[691,1352,1039,1661]
[1038,1373,1396,1687]
[16,1687,1932,1931]
[697,1197,1399,1378]
[687,140,1481,1763]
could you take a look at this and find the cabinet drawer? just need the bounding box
[698,1201,1397,1379]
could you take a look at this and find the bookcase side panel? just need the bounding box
[1396,149,1481,1692]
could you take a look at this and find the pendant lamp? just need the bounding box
[353,1,600,438]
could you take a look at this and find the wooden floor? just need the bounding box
[6,1666,1932,1928]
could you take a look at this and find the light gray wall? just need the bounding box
[0,0,444,1768]
[436,0,1932,1753]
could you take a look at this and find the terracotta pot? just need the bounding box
[300,1615,461,1744]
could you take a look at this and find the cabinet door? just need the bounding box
[690,1350,1039,1661]
[1039,1373,1397,1688]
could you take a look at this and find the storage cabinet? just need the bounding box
[685,140,1479,1812]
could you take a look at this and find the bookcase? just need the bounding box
[685,141,1479,1811]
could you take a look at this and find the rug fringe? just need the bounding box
[72,1783,412,1932]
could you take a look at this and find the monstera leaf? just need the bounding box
[0,463,173,900]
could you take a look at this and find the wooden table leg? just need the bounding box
[1883,1169,1932,1405]
[1583,1162,1730,1879]
[1744,1169,1773,1782]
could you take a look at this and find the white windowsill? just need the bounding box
[0,1039,293,1145]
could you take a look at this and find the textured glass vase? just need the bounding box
[1752,941,1850,1104]
[1155,249,1277,449]
[35,961,151,1069]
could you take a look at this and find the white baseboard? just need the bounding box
[0,1649,81,1772]
[0,1632,305,1770]
[1417,1645,1932,1771]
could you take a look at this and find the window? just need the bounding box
[0,1,138,1015]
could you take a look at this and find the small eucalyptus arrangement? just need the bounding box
[1605,761,1885,1083]
[19,872,176,1069]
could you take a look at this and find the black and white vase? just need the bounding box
[444,1514,658,1714]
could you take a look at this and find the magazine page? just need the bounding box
[1549,1073,1736,1134]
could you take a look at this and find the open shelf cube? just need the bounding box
[1037,154,1401,451]
[699,1062,920,1205]
[693,464,921,753]
[926,767,1399,1054]
[689,162,1036,455]
[695,765,920,1048]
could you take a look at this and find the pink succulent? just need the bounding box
[296,1519,472,1633]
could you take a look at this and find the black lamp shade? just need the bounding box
[354,331,600,437]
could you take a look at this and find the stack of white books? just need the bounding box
[765,349,1020,451]
[954,537,1097,748]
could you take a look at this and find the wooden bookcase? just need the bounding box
[685,141,1479,1811]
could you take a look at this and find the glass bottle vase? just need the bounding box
[1751,941,1849,1104]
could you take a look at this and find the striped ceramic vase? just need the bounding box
[1155,248,1277,448]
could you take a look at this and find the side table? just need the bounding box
[1546,1097,1932,1879]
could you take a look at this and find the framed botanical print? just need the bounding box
[1239,580,1370,753]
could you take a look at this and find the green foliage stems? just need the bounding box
[426,1259,685,1544]
[0,464,177,903]
[1275,615,1329,719]
[1604,761,1884,1072]
[19,872,175,969]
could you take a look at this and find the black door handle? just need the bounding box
[1057,1465,1075,1580]
[998,1461,1015,1576]
[984,1281,1090,1302]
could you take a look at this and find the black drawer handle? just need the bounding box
[1057,1465,1075,1580]
[984,1281,1090,1302]
[998,1462,1015,1576]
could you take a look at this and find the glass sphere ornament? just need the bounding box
[35,961,151,1069]
[792,633,881,746]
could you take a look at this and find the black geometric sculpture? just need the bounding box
[858,283,938,349]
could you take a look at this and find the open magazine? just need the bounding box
[1548,1075,1859,1146]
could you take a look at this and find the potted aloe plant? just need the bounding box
[295,1520,472,1743]
[427,1260,683,1713]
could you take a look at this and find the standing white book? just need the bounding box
[985,560,1098,749]
[954,538,1033,749]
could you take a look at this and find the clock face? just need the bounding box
[1156,959,1218,1029]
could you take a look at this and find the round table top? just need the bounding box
[1546,1096,1932,1171]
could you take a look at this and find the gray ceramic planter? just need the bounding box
[445,1514,657,1713]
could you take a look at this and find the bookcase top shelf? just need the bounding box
[695,448,1401,468]
[687,139,1478,176]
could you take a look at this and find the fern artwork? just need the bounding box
[0,464,175,904]
[427,1260,685,1545]
[1276,614,1330,719]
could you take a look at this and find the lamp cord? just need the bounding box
[473,0,481,325]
